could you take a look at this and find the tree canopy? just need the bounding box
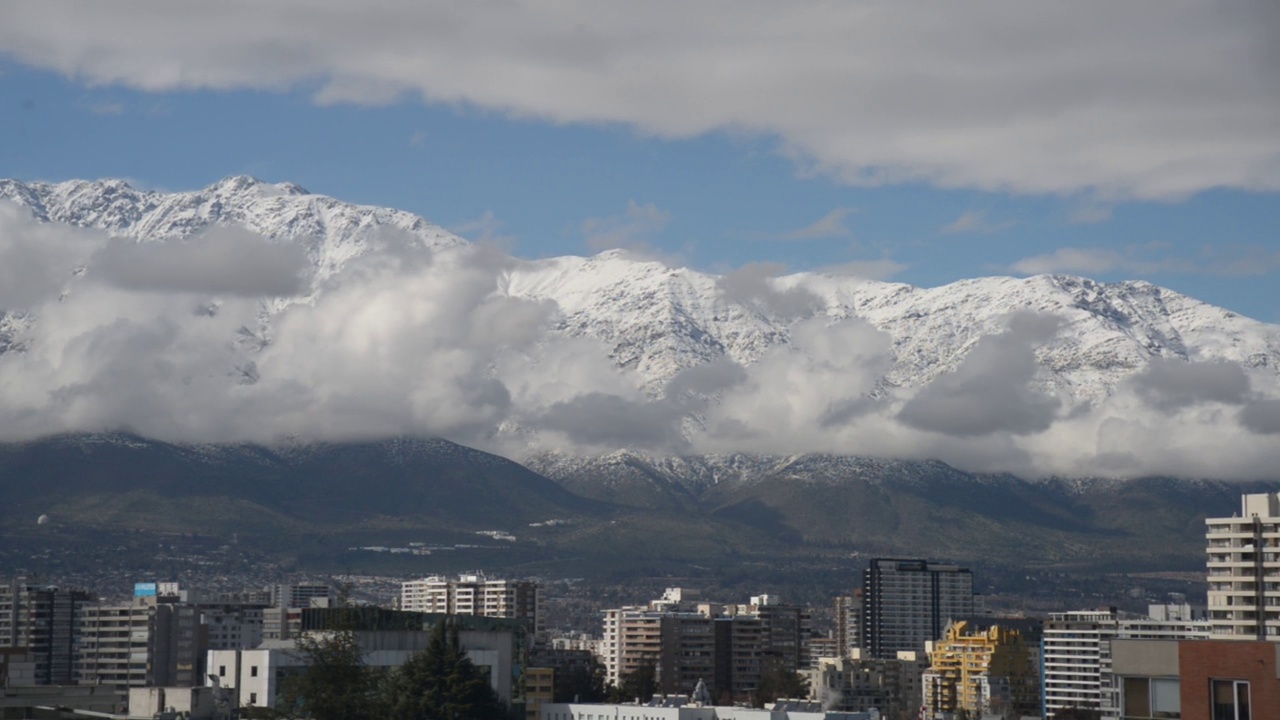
[276,618,507,720]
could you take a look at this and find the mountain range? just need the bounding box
[2,176,1279,582]
[3,176,1276,407]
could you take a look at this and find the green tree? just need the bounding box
[381,617,507,720]
[754,661,809,708]
[607,658,657,704]
[276,630,382,720]
[552,659,607,703]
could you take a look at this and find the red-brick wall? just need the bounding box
[1179,640,1280,720]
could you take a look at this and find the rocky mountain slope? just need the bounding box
[1,433,1271,579]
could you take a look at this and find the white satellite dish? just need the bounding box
[37,514,50,525]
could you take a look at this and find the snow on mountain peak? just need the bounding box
[2,177,1279,479]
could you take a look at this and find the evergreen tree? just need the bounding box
[754,661,809,708]
[276,629,382,720]
[382,617,507,720]
[553,660,608,703]
[607,658,657,704]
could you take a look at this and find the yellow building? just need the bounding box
[525,666,555,720]
[922,620,1038,718]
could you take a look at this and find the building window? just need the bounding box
[1123,677,1180,719]
[1212,680,1250,720]
[251,665,258,677]
[249,692,258,705]
[218,665,225,677]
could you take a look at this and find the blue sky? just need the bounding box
[1,2,1278,321]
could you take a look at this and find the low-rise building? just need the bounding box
[1104,638,1280,720]
[805,650,928,719]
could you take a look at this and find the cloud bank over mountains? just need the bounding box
[2,181,1280,481]
[3,1,1279,200]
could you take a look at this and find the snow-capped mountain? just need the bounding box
[2,176,1279,471]
[0,176,466,285]
[3,176,1278,399]
[500,247,1279,403]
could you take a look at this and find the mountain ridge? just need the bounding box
[2,176,1278,479]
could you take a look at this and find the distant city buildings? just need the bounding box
[8,489,1280,720]
[860,558,974,659]
[805,650,928,718]
[401,573,541,634]
[601,588,811,702]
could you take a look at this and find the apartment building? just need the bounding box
[806,650,929,718]
[921,620,1038,718]
[1042,608,1210,717]
[1206,491,1280,641]
[401,574,540,633]
[0,578,90,685]
[601,589,812,702]
[861,559,974,659]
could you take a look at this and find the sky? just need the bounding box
[1,1,1278,321]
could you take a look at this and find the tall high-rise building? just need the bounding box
[833,592,862,658]
[400,574,540,633]
[1206,491,1280,640]
[0,578,90,685]
[860,559,974,659]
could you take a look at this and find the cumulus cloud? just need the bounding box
[535,393,689,453]
[1128,358,1250,411]
[4,207,1280,479]
[2,2,1278,199]
[0,201,100,306]
[93,226,309,296]
[897,312,1062,436]
[718,263,823,321]
[1240,399,1280,435]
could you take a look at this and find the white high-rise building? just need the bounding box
[1041,608,1210,717]
[399,574,540,633]
[1206,491,1280,640]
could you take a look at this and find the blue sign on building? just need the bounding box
[134,582,157,597]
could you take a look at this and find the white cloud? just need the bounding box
[1011,244,1280,277]
[1067,203,1114,225]
[814,259,908,281]
[2,1,1278,199]
[1010,247,1127,275]
[940,210,1015,235]
[779,207,857,241]
[581,200,671,253]
[4,208,1280,478]
[451,210,515,251]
